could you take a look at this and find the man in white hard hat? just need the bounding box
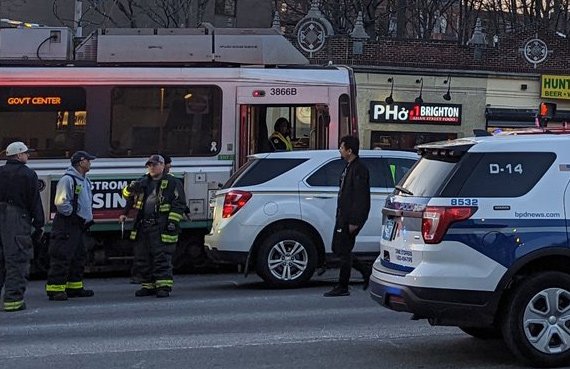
[0,142,45,312]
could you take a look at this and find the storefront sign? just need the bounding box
[541,75,570,100]
[370,102,462,125]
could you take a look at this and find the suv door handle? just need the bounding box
[313,195,335,199]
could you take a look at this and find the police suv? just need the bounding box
[370,134,570,367]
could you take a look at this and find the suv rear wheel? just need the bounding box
[256,229,317,288]
[502,271,570,368]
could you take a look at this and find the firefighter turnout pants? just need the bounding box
[0,203,33,311]
[133,222,175,292]
[46,214,88,296]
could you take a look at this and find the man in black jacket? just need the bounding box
[0,142,44,311]
[324,136,371,297]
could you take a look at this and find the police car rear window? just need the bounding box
[396,156,459,197]
[223,158,307,188]
[441,152,556,197]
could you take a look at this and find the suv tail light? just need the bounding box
[222,190,252,218]
[422,206,476,244]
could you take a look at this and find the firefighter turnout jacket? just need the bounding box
[121,173,186,243]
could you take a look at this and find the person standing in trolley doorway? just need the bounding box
[324,135,372,297]
[0,142,44,312]
[269,117,293,151]
[46,151,96,301]
[120,155,186,298]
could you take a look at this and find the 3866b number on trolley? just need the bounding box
[270,88,297,96]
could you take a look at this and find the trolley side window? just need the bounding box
[110,86,222,157]
[0,87,87,158]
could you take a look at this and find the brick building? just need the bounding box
[292,9,570,149]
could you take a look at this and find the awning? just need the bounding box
[486,108,570,128]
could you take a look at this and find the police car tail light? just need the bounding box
[222,190,252,218]
[422,206,475,244]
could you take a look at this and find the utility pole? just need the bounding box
[74,0,83,37]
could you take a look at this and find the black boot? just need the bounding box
[48,292,68,301]
[66,288,94,298]
[323,286,350,297]
[135,288,156,297]
[156,287,170,298]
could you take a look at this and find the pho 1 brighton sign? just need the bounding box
[370,102,462,125]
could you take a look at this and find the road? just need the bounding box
[0,271,528,369]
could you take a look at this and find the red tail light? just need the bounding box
[422,206,476,244]
[222,190,252,218]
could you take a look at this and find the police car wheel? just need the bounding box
[256,229,316,288]
[502,271,570,368]
[458,326,502,340]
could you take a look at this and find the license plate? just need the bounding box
[382,219,395,240]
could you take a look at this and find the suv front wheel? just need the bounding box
[256,229,317,288]
[502,271,570,368]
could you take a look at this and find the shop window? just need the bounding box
[370,131,457,151]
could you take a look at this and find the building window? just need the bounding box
[215,0,236,17]
[370,131,457,150]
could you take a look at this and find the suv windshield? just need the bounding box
[223,158,307,188]
[398,156,460,197]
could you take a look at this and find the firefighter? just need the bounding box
[269,117,293,151]
[45,151,96,301]
[120,154,186,298]
[0,142,44,312]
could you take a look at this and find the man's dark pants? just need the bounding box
[332,222,369,289]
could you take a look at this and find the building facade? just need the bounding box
[3,1,570,150]
[298,12,570,149]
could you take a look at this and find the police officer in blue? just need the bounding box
[0,142,44,312]
[46,151,96,301]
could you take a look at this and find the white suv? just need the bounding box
[205,150,418,288]
[371,134,570,367]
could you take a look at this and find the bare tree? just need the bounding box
[52,0,212,32]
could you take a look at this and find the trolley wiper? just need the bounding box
[395,185,413,196]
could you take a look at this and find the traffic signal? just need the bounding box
[537,102,556,127]
[538,102,556,120]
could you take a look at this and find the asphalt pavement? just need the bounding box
[0,271,531,369]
